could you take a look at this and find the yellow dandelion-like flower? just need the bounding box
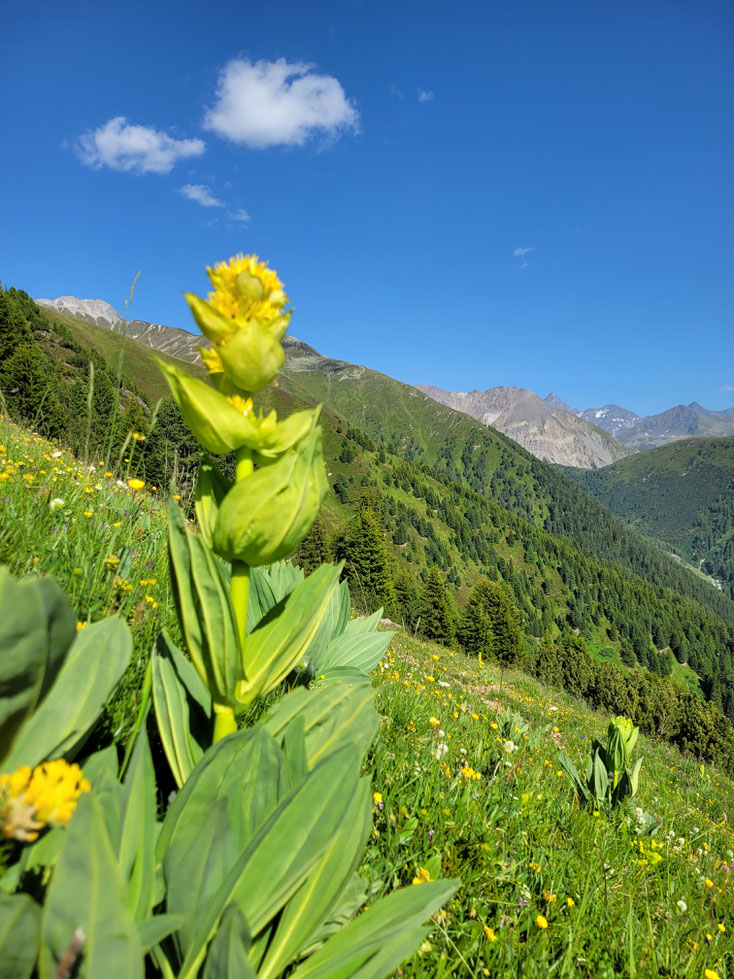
[372,792,383,805]
[566,897,575,907]
[1,760,89,842]
[535,915,548,929]
[76,621,88,630]
[131,432,145,442]
[705,878,714,888]
[128,478,145,491]
[412,866,433,885]
[207,253,288,323]
[483,925,498,942]
[704,970,720,979]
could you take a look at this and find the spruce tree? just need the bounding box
[417,567,455,644]
[333,500,396,615]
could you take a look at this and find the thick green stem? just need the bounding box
[213,705,238,743]
[231,560,250,652]
[231,446,254,655]
[235,445,254,482]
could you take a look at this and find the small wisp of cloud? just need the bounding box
[77,117,205,174]
[417,89,434,102]
[514,246,534,258]
[228,208,251,224]
[179,184,225,208]
[204,58,359,149]
[720,384,734,392]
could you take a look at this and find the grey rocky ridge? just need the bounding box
[418,385,633,468]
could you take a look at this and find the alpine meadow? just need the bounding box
[1,2,733,977]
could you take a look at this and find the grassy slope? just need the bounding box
[1,419,732,977]
[38,306,209,400]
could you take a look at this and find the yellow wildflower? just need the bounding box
[566,897,575,907]
[372,792,383,805]
[131,432,145,441]
[76,621,88,630]
[483,925,498,942]
[704,970,720,979]
[412,866,433,885]
[207,253,287,323]
[429,717,440,727]
[1,760,90,842]
[128,478,145,491]
[536,915,548,929]
[705,878,714,888]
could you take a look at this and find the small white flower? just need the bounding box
[504,740,516,754]
[433,742,448,761]
[459,747,467,755]
[438,680,451,688]
[49,498,65,510]
[52,450,63,458]
[548,706,558,712]
[676,900,687,912]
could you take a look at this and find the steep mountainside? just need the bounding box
[578,404,641,437]
[564,436,734,600]
[544,392,576,413]
[417,384,632,468]
[37,295,207,364]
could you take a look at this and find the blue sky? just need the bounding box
[1,0,732,415]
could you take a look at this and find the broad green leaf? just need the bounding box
[118,728,157,921]
[0,568,75,764]
[195,457,233,549]
[39,793,144,979]
[630,756,643,796]
[258,779,372,978]
[137,914,184,954]
[80,746,124,844]
[557,751,589,804]
[317,631,393,678]
[4,616,132,770]
[0,893,41,979]
[237,563,340,705]
[178,744,361,979]
[157,725,285,862]
[303,872,367,952]
[203,905,256,979]
[168,500,243,706]
[160,727,285,956]
[591,749,609,804]
[263,682,379,769]
[290,879,459,979]
[247,566,277,633]
[151,632,212,788]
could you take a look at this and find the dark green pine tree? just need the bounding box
[457,578,523,665]
[333,501,396,615]
[297,517,334,574]
[417,567,456,645]
[394,567,420,630]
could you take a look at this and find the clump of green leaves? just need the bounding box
[558,716,648,813]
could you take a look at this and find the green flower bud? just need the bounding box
[255,406,322,463]
[158,360,261,455]
[212,421,327,566]
[184,292,234,343]
[235,270,264,305]
[217,319,285,393]
[607,716,639,773]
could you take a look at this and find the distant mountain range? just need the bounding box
[35,295,734,465]
[417,385,632,469]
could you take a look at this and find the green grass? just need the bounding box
[2,416,733,976]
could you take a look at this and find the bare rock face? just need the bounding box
[417,385,633,469]
[36,296,210,363]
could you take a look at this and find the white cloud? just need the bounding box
[417,89,434,102]
[514,246,534,258]
[228,208,251,224]
[203,58,359,148]
[77,117,205,174]
[179,183,225,207]
[720,384,734,392]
